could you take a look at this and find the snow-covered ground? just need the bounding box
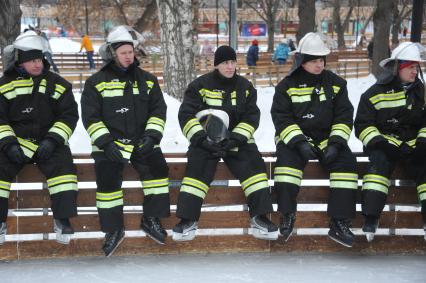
[69,75,375,155]
[1,253,425,283]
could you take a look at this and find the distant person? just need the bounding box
[367,40,374,60]
[402,26,408,38]
[35,28,60,73]
[288,38,296,52]
[272,39,290,65]
[79,34,96,70]
[246,39,259,67]
[200,39,214,56]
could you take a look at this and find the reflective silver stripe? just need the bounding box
[362,174,389,194]
[96,190,124,208]
[231,91,237,105]
[145,117,165,134]
[38,79,47,94]
[0,78,34,100]
[330,124,351,141]
[417,184,426,201]
[17,137,38,159]
[114,141,134,160]
[183,118,204,140]
[180,177,209,199]
[0,181,11,199]
[241,173,268,197]
[0,125,15,140]
[369,91,406,110]
[330,172,358,189]
[87,121,110,143]
[142,178,169,196]
[47,174,78,195]
[52,84,66,100]
[274,167,303,186]
[359,126,381,147]
[232,122,255,139]
[96,81,126,98]
[146,80,154,94]
[97,198,124,208]
[48,183,78,195]
[48,121,72,142]
[383,134,402,147]
[279,124,303,144]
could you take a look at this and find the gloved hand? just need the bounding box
[136,136,156,155]
[199,137,225,157]
[5,144,26,164]
[221,138,240,152]
[374,140,400,160]
[323,143,340,164]
[36,138,57,160]
[296,141,317,162]
[103,142,123,162]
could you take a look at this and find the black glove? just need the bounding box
[36,138,57,160]
[221,138,240,152]
[5,144,26,164]
[323,143,340,164]
[103,142,123,162]
[296,141,317,162]
[374,140,400,160]
[136,136,156,155]
[199,137,225,157]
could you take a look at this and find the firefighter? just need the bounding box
[81,26,170,256]
[271,33,358,247]
[0,31,79,245]
[355,42,426,242]
[172,45,278,242]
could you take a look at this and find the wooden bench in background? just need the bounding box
[0,153,425,260]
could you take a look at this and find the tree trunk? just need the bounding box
[134,0,158,32]
[0,0,22,66]
[333,0,346,48]
[372,0,395,77]
[267,19,275,53]
[296,0,315,42]
[156,0,196,101]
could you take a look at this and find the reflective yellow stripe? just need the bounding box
[48,183,78,195]
[52,84,66,100]
[143,186,169,196]
[417,128,426,139]
[383,135,402,147]
[114,141,134,160]
[48,121,72,142]
[232,122,255,139]
[244,180,269,197]
[279,124,303,144]
[96,190,124,209]
[330,172,358,189]
[38,79,47,94]
[330,124,351,141]
[274,167,303,186]
[362,174,390,194]
[0,125,15,140]
[146,80,154,94]
[47,174,78,187]
[96,81,126,97]
[290,95,311,103]
[17,137,38,159]
[180,177,209,199]
[183,118,204,140]
[417,184,426,201]
[145,117,165,133]
[87,121,110,143]
[200,89,223,106]
[359,126,381,146]
[0,180,11,198]
[0,78,34,100]
[231,91,237,105]
[369,91,406,110]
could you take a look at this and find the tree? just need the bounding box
[0,0,22,66]
[244,0,282,52]
[296,0,316,42]
[391,0,412,48]
[156,0,196,101]
[372,0,395,77]
[133,0,159,32]
[332,0,355,49]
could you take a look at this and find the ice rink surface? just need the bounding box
[1,253,425,283]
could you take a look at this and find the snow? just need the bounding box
[1,253,425,282]
[49,37,101,53]
[69,75,376,155]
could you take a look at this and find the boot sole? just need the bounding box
[141,226,166,245]
[251,226,279,241]
[105,234,125,257]
[172,229,196,241]
[0,235,5,245]
[328,232,353,248]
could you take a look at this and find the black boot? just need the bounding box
[141,216,167,245]
[279,213,296,242]
[102,228,125,257]
[172,218,198,241]
[250,215,279,240]
[53,218,74,245]
[362,215,379,242]
[328,218,354,247]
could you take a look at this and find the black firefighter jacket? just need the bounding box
[271,68,353,151]
[0,61,78,157]
[81,61,166,153]
[354,75,426,151]
[179,70,259,146]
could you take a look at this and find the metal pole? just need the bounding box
[216,0,219,48]
[85,0,89,35]
[229,0,237,49]
[355,0,360,47]
[410,0,424,42]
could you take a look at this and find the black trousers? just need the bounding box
[274,143,358,220]
[176,143,274,221]
[0,144,78,222]
[362,149,426,223]
[93,148,170,233]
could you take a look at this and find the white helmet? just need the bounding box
[13,30,45,52]
[380,42,426,67]
[292,32,331,56]
[196,109,230,143]
[107,25,142,46]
